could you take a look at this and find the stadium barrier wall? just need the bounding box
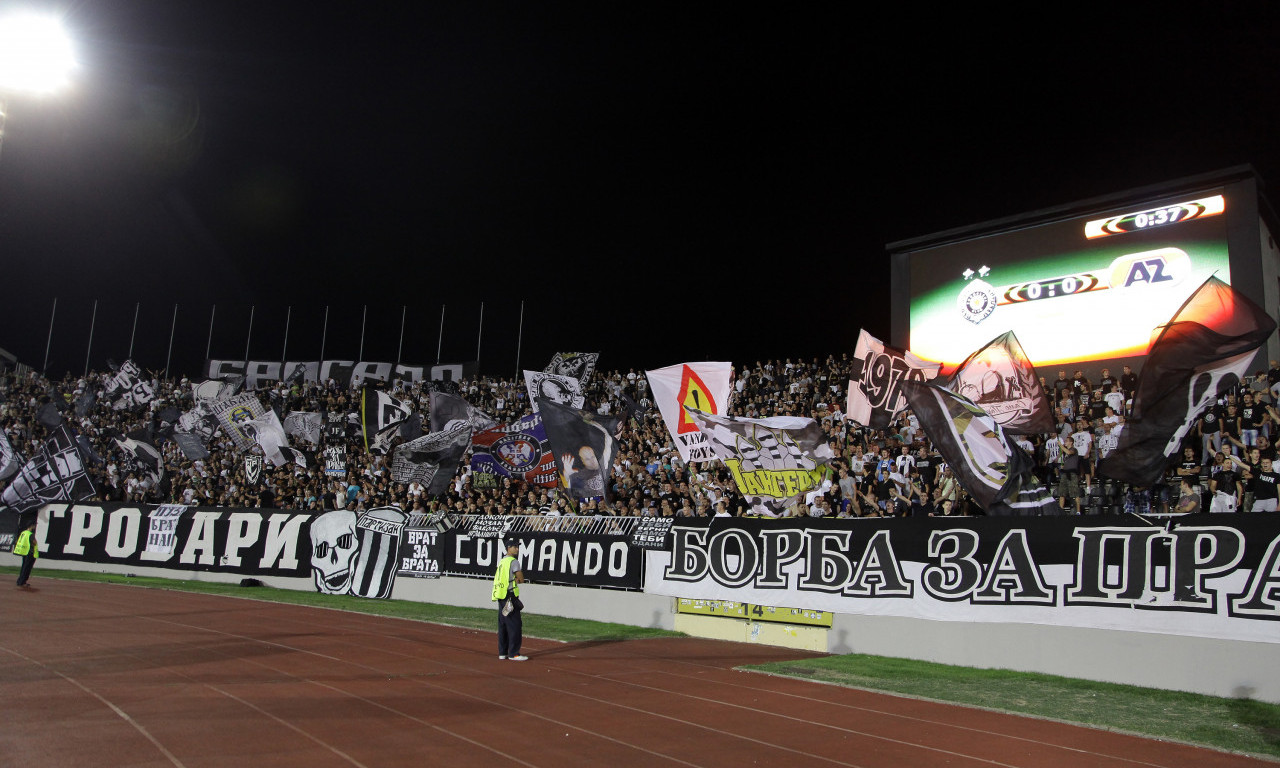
[4,503,1278,702]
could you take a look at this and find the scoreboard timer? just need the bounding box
[1084,194,1224,239]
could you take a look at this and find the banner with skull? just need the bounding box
[544,351,599,383]
[523,370,584,412]
[1098,277,1276,486]
[310,506,408,599]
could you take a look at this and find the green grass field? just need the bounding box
[6,566,1279,759]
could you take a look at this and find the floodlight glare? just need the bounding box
[0,12,76,94]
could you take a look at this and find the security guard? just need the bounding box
[491,541,526,660]
[14,520,38,588]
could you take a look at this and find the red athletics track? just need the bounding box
[0,579,1271,768]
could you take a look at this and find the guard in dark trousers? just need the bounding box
[14,521,38,588]
[491,541,526,661]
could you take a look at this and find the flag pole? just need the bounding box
[42,297,57,373]
[281,305,292,372]
[515,299,524,378]
[244,305,255,369]
[205,304,216,362]
[127,302,140,359]
[164,304,178,381]
[437,305,445,364]
[84,299,98,377]
[358,304,367,361]
[320,305,329,361]
[476,301,484,365]
[396,305,406,366]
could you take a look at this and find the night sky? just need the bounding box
[4,2,1280,380]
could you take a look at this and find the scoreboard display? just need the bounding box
[904,189,1232,369]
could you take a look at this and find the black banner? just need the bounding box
[398,526,444,579]
[208,359,478,391]
[631,516,674,550]
[448,529,641,589]
[38,503,311,576]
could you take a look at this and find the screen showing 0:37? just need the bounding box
[907,191,1230,368]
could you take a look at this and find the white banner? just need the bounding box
[645,362,733,463]
[644,518,1280,646]
[146,504,187,555]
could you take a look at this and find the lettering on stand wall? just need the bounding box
[644,515,1280,645]
[38,504,310,576]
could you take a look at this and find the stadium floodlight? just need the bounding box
[0,11,77,164]
[0,11,77,94]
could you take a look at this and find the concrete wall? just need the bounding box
[10,552,1277,703]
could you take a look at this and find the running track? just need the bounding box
[0,579,1270,767]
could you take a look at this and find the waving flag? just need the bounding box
[105,360,155,411]
[1099,277,1276,485]
[683,409,833,516]
[544,352,599,383]
[0,430,24,480]
[361,388,413,452]
[645,361,733,463]
[947,331,1055,434]
[208,393,268,451]
[472,413,559,487]
[846,330,940,428]
[524,370,584,412]
[538,398,619,501]
[1,425,97,513]
[429,391,498,434]
[392,427,472,494]
[902,381,1031,511]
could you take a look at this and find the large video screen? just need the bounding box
[907,190,1231,369]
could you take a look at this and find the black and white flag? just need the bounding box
[361,388,413,451]
[428,392,498,434]
[74,389,97,418]
[192,375,243,405]
[37,402,63,429]
[105,360,156,411]
[208,393,268,451]
[244,453,264,485]
[172,431,210,461]
[324,411,347,442]
[1,424,97,513]
[1098,277,1277,486]
[524,370,585,412]
[0,430,23,480]
[846,330,940,428]
[243,411,293,467]
[391,427,472,495]
[284,411,322,445]
[902,381,1032,511]
[544,352,599,383]
[538,398,619,501]
[947,330,1055,435]
[277,445,309,470]
[114,436,164,485]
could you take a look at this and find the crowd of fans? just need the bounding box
[4,354,1280,519]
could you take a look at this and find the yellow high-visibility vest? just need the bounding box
[13,530,37,559]
[491,555,519,601]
